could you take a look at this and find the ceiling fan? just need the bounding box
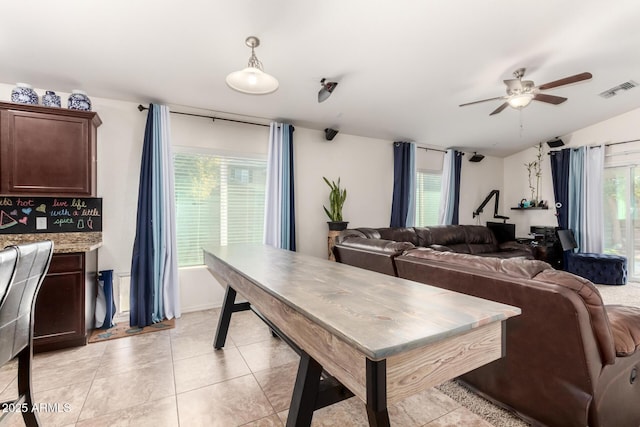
[460,68,592,115]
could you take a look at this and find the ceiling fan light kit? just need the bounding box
[226,36,279,95]
[507,93,534,109]
[318,78,338,103]
[460,68,592,115]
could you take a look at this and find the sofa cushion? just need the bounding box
[605,305,640,357]
[464,225,500,255]
[403,248,550,279]
[375,227,419,245]
[534,269,616,365]
[415,226,470,253]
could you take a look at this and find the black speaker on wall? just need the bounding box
[547,138,565,148]
[325,128,339,141]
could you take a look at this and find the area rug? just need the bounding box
[88,318,175,343]
[436,380,528,427]
[596,281,640,307]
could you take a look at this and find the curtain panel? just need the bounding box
[390,142,416,227]
[130,104,180,328]
[438,149,462,225]
[550,146,604,253]
[264,123,296,250]
[549,149,571,230]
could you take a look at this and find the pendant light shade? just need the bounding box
[226,36,279,95]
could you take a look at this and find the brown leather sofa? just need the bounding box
[334,225,533,276]
[333,231,640,427]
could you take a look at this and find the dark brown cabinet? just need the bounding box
[33,251,98,353]
[0,101,101,196]
[0,101,103,352]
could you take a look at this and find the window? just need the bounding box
[173,150,267,267]
[603,166,640,279]
[415,170,442,226]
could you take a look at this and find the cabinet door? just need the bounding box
[0,109,94,195]
[33,253,86,352]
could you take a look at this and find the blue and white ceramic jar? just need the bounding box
[42,90,61,107]
[11,83,39,105]
[67,90,91,111]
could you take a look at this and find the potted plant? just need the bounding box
[323,177,348,231]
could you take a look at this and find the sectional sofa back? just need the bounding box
[394,248,615,427]
[345,225,501,255]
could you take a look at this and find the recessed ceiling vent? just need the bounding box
[599,80,638,98]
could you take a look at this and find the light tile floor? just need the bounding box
[0,308,497,426]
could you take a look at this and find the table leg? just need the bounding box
[287,352,323,427]
[213,285,250,350]
[366,358,390,427]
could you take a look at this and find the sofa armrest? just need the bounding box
[606,305,640,357]
[338,236,414,254]
[334,237,414,277]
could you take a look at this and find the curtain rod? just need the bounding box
[395,142,447,153]
[548,138,640,154]
[606,138,640,147]
[137,104,271,128]
[418,146,447,154]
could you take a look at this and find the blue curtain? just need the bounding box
[549,148,570,230]
[438,149,462,225]
[130,104,180,328]
[264,123,296,250]
[451,151,462,225]
[568,147,585,250]
[390,142,416,227]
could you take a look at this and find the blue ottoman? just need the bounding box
[566,253,627,285]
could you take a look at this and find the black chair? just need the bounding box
[0,241,53,427]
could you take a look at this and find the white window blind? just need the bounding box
[416,170,442,227]
[174,151,267,267]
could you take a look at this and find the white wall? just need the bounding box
[504,107,640,237]
[458,154,505,226]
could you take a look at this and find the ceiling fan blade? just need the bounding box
[489,102,509,116]
[459,96,505,107]
[533,93,568,105]
[537,72,593,90]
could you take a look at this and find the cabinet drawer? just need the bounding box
[48,253,84,274]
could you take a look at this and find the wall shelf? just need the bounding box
[510,206,549,210]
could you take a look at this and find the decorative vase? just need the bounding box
[42,90,61,107]
[68,90,92,111]
[11,83,39,105]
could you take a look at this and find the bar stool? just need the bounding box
[0,241,53,427]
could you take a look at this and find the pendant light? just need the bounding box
[226,36,279,95]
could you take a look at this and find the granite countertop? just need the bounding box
[0,232,102,253]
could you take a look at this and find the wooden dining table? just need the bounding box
[204,244,520,427]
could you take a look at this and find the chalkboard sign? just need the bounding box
[0,197,102,234]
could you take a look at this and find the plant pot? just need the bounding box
[327,221,349,231]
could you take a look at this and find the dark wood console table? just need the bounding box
[204,244,520,426]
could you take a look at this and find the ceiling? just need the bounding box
[2,1,639,156]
